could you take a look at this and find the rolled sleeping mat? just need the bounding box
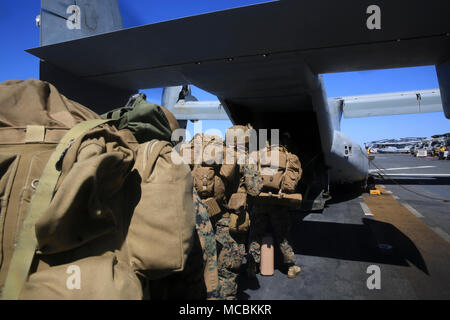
[260,234,274,276]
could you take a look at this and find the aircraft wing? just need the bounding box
[171,100,229,121]
[27,0,450,118]
[167,89,443,121]
[340,89,443,118]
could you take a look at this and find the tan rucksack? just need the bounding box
[181,134,235,220]
[0,79,119,299]
[256,144,303,208]
[0,79,195,300]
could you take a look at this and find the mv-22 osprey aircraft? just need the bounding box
[28,0,450,209]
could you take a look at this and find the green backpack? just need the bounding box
[101,93,173,143]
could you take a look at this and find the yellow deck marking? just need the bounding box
[363,185,450,298]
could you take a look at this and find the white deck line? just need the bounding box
[360,202,373,216]
[432,227,450,245]
[400,202,424,218]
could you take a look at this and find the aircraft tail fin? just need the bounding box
[37,0,135,113]
[39,0,123,46]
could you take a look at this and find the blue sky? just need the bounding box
[0,0,448,146]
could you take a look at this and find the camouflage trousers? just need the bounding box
[215,216,246,300]
[248,204,296,266]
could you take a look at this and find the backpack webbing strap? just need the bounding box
[1,119,110,300]
[142,140,170,178]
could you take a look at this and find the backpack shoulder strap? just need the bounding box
[141,140,172,179]
[1,119,111,300]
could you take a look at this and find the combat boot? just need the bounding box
[287,265,301,279]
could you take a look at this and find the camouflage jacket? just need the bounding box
[231,148,263,199]
[238,162,263,197]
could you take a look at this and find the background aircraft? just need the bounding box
[25,0,450,209]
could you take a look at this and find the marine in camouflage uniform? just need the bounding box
[247,133,301,279]
[178,133,237,300]
[214,125,263,300]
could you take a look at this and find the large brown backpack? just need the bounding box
[0,79,195,299]
[0,79,117,299]
[256,144,303,208]
[181,134,235,219]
